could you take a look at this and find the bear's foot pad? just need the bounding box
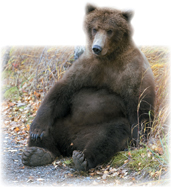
[72,150,87,171]
[22,147,55,166]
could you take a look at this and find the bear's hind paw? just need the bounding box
[22,147,55,166]
[72,150,88,171]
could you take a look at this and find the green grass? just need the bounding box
[110,152,128,168]
[63,159,73,166]
[110,145,168,180]
[3,86,20,100]
[1,70,12,79]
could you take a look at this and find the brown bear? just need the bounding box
[22,4,155,171]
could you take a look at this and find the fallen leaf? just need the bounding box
[141,153,145,158]
[9,102,15,107]
[89,173,95,176]
[37,178,44,181]
[8,149,17,152]
[102,174,107,180]
[27,179,33,183]
[104,170,109,174]
[67,173,74,177]
[62,163,66,167]
[34,91,41,98]
[124,159,129,164]
[17,103,26,107]
[14,127,20,132]
[96,171,103,175]
[12,63,19,68]
[151,144,157,151]
[128,151,132,158]
[109,168,117,172]
[157,147,164,155]
[112,172,118,177]
[26,124,30,131]
[14,118,18,122]
[13,107,19,111]
[147,151,152,158]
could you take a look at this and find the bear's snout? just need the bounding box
[92,45,102,55]
[92,30,107,56]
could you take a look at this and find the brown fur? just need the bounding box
[22,4,155,170]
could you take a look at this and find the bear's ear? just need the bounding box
[122,10,134,22]
[85,4,97,15]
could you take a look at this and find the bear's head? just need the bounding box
[84,4,134,58]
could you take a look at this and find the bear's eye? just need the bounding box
[107,30,113,35]
[92,28,97,34]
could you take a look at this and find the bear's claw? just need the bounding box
[30,131,45,141]
[72,150,88,171]
[22,147,55,166]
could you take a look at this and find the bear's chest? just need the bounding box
[102,63,141,95]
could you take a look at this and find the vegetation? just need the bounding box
[1,46,170,183]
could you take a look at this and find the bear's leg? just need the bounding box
[72,119,130,171]
[22,128,60,166]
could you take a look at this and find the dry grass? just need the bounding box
[140,47,170,140]
[2,46,75,99]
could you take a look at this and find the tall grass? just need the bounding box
[1,46,74,99]
[140,47,170,140]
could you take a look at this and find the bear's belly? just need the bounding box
[71,88,126,125]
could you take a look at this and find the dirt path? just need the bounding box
[2,130,104,186]
[0,127,138,186]
[1,129,169,187]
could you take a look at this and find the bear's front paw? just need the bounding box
[29,123,50,142]
[30,129,46,141]
[72,150,88,171]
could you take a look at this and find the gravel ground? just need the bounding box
[1,127,170,187]
[1,131,102,187]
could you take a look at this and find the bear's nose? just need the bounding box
[92,45,102,55]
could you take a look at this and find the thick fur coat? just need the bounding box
[22,4,155,171]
